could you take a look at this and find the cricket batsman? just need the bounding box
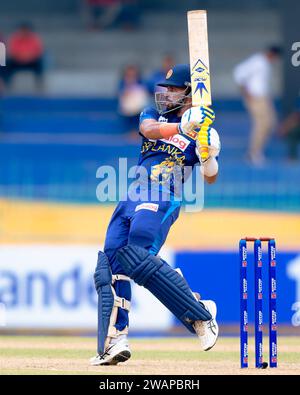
[90,64,221,365]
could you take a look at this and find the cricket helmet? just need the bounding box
[155,64,191,114]
[157,64,191,89]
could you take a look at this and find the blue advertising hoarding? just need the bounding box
[175,251,300,328]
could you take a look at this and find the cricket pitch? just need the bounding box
[0,336,300,375]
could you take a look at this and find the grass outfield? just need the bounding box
[0,336,300,375]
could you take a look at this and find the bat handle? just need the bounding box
[198,117,211,161]
[200,146,209,161]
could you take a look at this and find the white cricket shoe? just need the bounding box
[89,338,131,366]
[193,300,219,351]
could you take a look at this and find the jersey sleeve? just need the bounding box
[139,106,160,138]
[139,106,159,124]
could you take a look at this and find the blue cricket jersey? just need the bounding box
[138,106,199,194]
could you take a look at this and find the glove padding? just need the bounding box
[196,127,221,164]
[178,106,215,137]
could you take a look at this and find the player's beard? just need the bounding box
[155,91,190,115]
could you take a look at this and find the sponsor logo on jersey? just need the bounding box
[158,116,168,123]
[160,134,190,152]
[135,203,159,212]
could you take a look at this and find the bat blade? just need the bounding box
[187,10,211,107]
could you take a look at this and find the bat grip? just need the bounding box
[198,118,211,161]
[200,146,209,161]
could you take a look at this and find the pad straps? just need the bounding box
[112,274,131,283]
[104,274,131,350]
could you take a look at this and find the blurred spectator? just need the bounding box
[0,32,6,92]
[233,46,282,165]
[146,54,175,96]
[118,65,149,138]
[279,107,300,161]
[84,0,122,30]
[0,33,6,134]
[4,23,44,91]
[0,32,5,48]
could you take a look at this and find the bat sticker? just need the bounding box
[191,59,210,98]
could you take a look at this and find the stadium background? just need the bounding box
[0,0,299,337]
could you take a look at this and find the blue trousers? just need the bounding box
[103,197,181,331]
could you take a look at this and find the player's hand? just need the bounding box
[179,106,215,160]
[179,106,215,134]
[178,119,201,136]
[183,105,215,124]
[196,127,221,163]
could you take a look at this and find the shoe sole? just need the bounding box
[203,321,219,351]
[196,300,218,352]
[204,337,218,351]
[102,350,131,366]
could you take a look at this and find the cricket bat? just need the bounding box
[187,10,212,161]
